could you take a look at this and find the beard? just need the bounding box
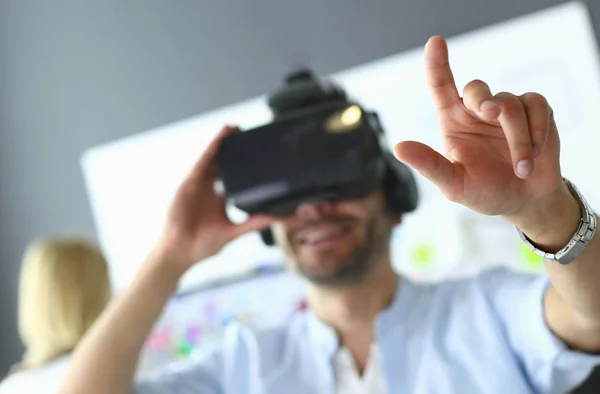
[292,213,392,287]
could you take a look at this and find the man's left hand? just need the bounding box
[394,36,565,220]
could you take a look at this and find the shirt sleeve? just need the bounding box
[133,338,223,394]
[476,266,600,394]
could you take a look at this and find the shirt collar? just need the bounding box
[374,274,414,337]
[306,308,340,358]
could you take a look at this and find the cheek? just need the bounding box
[272,223,302,262]
[271,221,292,248]
[350,221,370,245]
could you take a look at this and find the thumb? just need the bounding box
[394,141,459,200]
[229,214,274,239]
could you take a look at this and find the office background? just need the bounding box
[1,2,599,389]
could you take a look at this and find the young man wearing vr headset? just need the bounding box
[60,36,600,394]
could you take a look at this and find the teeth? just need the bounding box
[303,227,343,244]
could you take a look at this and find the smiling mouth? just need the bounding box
[298,224,351,246]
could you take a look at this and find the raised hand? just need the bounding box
[394,36,563,218]
[155,126,273,270]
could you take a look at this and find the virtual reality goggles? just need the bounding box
[216,71,419,245]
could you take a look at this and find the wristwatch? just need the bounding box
[517,178,597,265]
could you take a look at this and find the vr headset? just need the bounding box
[217,70,419,245]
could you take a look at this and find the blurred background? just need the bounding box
[2,0,600,391]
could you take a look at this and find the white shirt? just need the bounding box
[334,343,386,394]
[0,356,70,394]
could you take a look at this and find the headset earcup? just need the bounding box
[383,153,419,214]
[260,229,275,246]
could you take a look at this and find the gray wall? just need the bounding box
[0,0,597,377]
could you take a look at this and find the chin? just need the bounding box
[295,257,344,277]
[295,248,351,273]
[299,269,368,287]
[294,256,370,287]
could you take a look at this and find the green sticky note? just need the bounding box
[519,243,544,270]
[175,340,194,358]
[411,243,435,269]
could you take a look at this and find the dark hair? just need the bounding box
[267,69,349,118]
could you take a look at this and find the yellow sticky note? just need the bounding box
[519,243,544,271]
[411,243,435,269]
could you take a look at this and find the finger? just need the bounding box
[494,92,534,179]
[520,93,551,158]
[394,141,461,202]
[425,36,461,111]
[190,125,240,179]
[229,214,274,239]
[462,79,500,122]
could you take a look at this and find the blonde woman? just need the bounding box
[0,237,111,394]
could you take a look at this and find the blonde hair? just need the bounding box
[16,237,111,370]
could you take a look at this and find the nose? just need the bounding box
[296,200,333,219]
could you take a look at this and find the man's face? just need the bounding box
[271,189,400,287]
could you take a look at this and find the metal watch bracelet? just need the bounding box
[516,178,597,265]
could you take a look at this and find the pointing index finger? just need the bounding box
[425,36,461,111]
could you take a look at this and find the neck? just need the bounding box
[307,258,398,329]
[306,257,398,372]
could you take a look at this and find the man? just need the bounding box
[59,36,600,393]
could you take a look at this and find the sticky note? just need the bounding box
[411,243,435,269]
[519,243,544,270]
[175,340,194,358]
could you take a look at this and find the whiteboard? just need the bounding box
[81,1,600,292]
